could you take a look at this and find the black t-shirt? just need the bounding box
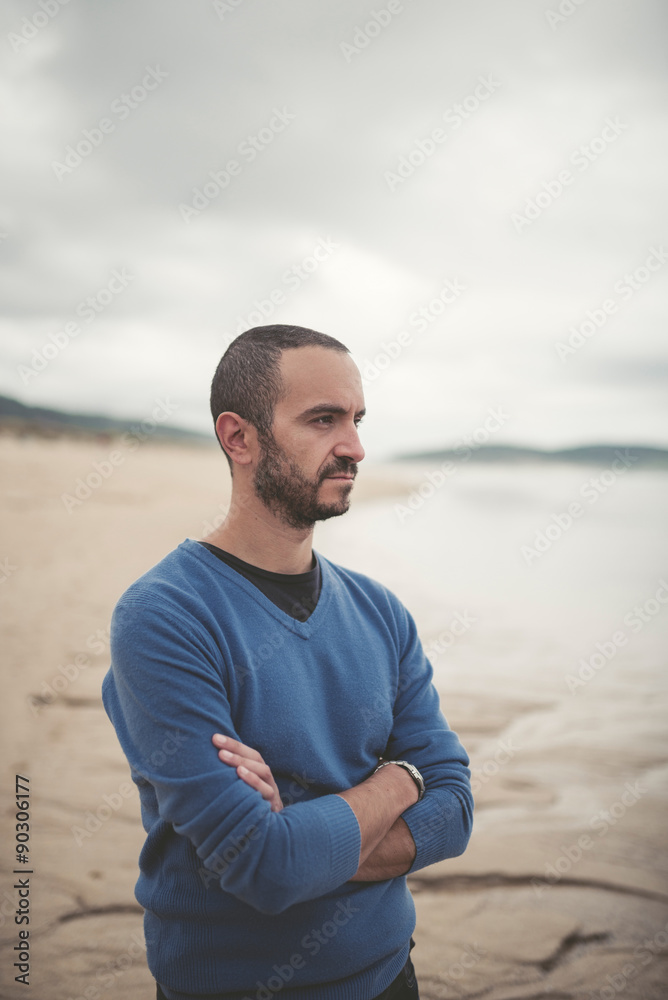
[197,542,321,622]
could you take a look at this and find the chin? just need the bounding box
[320,500,351,520]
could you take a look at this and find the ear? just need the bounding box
[215,412,256,468]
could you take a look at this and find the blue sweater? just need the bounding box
[101,539,473,1000]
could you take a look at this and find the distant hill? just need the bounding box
[395,442,668,468]
[0,394,212,444]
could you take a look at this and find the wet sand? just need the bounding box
[1,434,667,999]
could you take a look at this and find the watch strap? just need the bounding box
[373,759,425,801]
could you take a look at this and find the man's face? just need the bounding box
[252,346,366,530]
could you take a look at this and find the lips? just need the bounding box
[321,463,357,483]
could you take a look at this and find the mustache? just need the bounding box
[319,459,358,482]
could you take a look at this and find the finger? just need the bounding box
[217,749,272,781]
[212,734,262,763]
[237,766,283,812]
[218,752,281,805]
[213,737,282,811]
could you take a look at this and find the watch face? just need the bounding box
[397,762,424,798]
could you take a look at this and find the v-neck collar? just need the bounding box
[180,538,334,640]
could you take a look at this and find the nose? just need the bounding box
[333,422,365,465]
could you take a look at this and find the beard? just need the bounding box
[253,433,357,530]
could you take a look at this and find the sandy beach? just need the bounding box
[1,433,667,1000]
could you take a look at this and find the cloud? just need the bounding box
[1,0,666,458]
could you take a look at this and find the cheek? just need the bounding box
[293,437,331,474]
[273,423,332,478]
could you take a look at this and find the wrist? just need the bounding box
[373,760,424,805]
[372,761,419,809]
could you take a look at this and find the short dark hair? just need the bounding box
[210,324,350,469]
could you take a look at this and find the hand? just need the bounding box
[212,734,283,812]
[349,817,416,881]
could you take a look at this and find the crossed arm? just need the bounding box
[211,733,418,881]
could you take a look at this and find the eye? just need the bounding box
[313,415,334,425]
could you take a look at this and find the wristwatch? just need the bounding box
[373,760,425,802]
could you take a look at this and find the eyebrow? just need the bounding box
[299,403,366,420]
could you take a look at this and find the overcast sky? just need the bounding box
[2,0,667,460]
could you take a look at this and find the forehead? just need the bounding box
[276,347,364,413]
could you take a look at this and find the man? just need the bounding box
[102,324,473,1000]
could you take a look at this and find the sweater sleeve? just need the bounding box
[383,598,474,872]
[102,595,361,915]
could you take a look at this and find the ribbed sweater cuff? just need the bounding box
[321,794,362,886]
[402,794,462,873]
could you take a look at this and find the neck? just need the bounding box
[201,481,315,574]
